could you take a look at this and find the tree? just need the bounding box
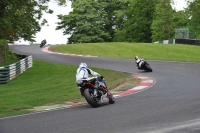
[172,10,189,29]
[186,0,200,39]
[0,0,69,42]
[0,0,68,62]
[101,0,129,42]
[56,0,111,44]
[114,0,157,43]
[112,0,132,42]
[151,0,174,42]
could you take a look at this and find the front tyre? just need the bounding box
[83,88,100,108]
[108,91,115,104]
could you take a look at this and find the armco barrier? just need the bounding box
[154,39,175,44]
[175,39,200,46]
[154,39,200,46]
[0,56,33,84]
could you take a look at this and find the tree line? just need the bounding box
[56,0,200,44]
[0,0,199,44]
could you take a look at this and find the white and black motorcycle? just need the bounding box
[76,76,115,108]
[137,59,153,72]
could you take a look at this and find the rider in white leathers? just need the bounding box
[135,56,144,69]
[76,62,100,96]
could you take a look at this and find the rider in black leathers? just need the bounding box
[41,39,47,46]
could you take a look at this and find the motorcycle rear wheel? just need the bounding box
[145,64,153,72]
[83,88,100,108]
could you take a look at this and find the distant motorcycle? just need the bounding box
[138,59,153,72]
[40,42,45,48]
[40,39,46,48]
[76,76,115,107]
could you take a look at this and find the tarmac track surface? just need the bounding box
[1,45,200,133]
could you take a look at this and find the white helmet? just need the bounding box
[79,62,87,68]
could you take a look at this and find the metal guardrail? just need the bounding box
[0,56,33,84]
[154,39,200,46]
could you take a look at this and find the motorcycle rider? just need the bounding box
[76,62,102,97]
[41,39,47,46]
[135,56,144,70]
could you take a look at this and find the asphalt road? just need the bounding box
[1,45,200,133]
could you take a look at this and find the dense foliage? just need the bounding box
[57,0,200,43]
[151,0,174,42]
[0,0,68,62]
[0,0,69,42]
[1,0,200,44]
[0,39,19,64]
[187,0,200,39]
[114,0,157,42]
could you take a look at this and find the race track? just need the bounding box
[1,45,200,133]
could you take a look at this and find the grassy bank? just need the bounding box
[0,58,19,67]
[0,60,133,118]
[50,42,200,62]
[0,39,19,66]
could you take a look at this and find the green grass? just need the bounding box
[50,42,200,62]
[0,60,132,118]
[2,42,198,118]
[0,58,19,67]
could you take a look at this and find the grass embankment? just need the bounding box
[0,60,134,118]
[50,42,200,62]
[0,59,19,67]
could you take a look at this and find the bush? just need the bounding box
[0,39,19,65]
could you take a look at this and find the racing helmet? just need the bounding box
[79,62,87,68]
[135,56,139,60]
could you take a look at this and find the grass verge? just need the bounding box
[0,59,19,67]
[50,42,200,62]
[0,60,137,118]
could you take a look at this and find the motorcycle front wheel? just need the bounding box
[83,88,100,108]
[108,91,115,104]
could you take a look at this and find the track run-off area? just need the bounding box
[1,45,200,133]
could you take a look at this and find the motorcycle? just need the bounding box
[138,59,153,72]
[40,42,45,48]
[76,76,115,108]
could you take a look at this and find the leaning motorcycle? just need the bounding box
[40,42,45,48]
[76,76,115,108]
[138,60,153,72]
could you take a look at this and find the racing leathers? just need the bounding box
[135,58,144,69]
[41,39,47,45]
[76,67,100,96]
